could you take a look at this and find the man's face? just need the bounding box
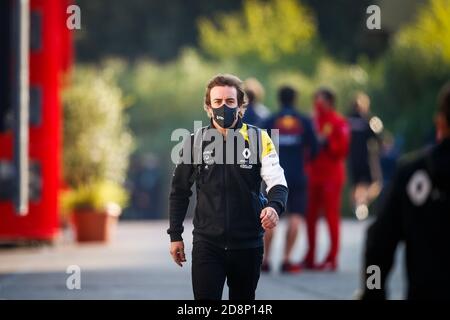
[356,102,370,115]
[209,86,238,110]
[314,95,331,114]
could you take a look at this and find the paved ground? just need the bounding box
[0,219,405,300]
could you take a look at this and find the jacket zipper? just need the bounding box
[223,137,229,250]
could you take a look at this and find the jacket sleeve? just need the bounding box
[361,166,404,299]
[327,118,351,159]
[259,130,288,216]
[167,134,195,242]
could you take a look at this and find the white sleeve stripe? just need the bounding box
[261,150,288,192]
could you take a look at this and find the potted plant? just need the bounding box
[61,181,128,242]
[62,64,134,242]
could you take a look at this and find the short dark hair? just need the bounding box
[438,82,450,125]
[204,74,247,108]
[278,86,297,106]
[315,87,336,107]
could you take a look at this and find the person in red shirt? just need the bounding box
[301,88,350,271]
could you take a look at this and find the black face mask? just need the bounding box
[212,104,238,128]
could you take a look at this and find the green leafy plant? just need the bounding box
[62,64,134,214]
[366,0,450,151]
[61,181,128,215]
[198,0,319,71]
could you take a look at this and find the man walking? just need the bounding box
[347,92,383,220]
[360,83,450,300]
[261,86,318,273]
[168,74,288,300]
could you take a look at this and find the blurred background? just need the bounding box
[73,0,448,220]
[0,0,449,299]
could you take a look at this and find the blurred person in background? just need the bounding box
[347,92,383,220]
[261,86,319,273]
[302,88,350,271]
[377,131,402,204]
[379,131,400,187]
[360,83,450,300]
[167,74,288,300]
[244,78,271,121]
[124,153,162,219]
[243,89,264,126]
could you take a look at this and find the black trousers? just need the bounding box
[191,241,264,300]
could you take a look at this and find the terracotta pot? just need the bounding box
[72,210,118,242]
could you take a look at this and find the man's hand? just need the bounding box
[260,207,279,230]
[170,241,186,267]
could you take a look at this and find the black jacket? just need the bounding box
[362,138,450,300]
[167,118,288,249]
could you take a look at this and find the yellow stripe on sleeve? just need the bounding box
[261,130,275,158]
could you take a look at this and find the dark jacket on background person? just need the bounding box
[168,118,288,250]
[362,138,450,300]
[347,111,381,184]
[263,106,318,188]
